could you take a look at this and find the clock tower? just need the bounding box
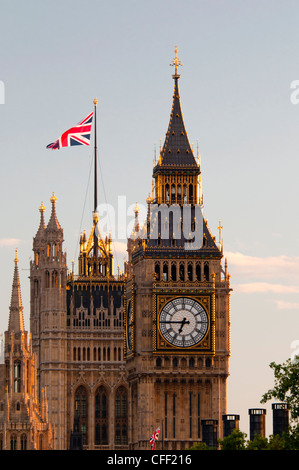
[125,49,231,450]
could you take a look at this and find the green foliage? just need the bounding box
[187,441,211,450]
[267,433,289,450]
[189,428,299,450]
[218,429,247,450]
[219,430,299,450]
[278,425,299,450]
[261,358,299,422]
[246,433,269,450]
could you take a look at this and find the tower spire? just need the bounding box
[46,193,61,231]
[35,201,46,238]
[153,47,198,173]
[8,249,25,333]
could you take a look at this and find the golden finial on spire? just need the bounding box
[93,97,98,107]
[39,201,46,213]
[218,220,223,244]
[170,46,182,77]
[15,248,18,264]
[134,202,140,213]
[50,192,57,204]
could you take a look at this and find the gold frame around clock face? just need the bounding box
[159,297,209,348]
[153,293,215,354]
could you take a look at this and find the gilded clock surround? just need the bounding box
[158,297,209,347]
[153,290,215,354]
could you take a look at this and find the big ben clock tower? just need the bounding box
[125,49,231,450]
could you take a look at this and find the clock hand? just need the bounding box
[160,317,191,334]
[178,317,189,333]
[159,320,191,325]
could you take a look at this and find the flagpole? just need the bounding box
[93,97,98,213]
[93,97,98,257]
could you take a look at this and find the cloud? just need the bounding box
[225,251,299,295]
[0,238,21,247]
[273,300,299,310]
[225,251,299,279]
[234,282,299,294]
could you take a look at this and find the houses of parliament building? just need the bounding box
[0,50,232,450]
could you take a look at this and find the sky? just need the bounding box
[1,0,299,438]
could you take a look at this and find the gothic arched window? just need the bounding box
[155,263,160,281]
[21,433,27,450]
[163,263,168,281]
[165,184,170,203]
[74,385,88,446]
[183,184,187,203]
[95,386,108,445]
[204,263,209,281]
[171,263,177,281]
[45,271,50,288]
[196,263,201,281]
[206,357,212,368]
[52,271,58,288]
[177,184,182,203]
[156,357,162,367]
[187,263,193,281]
[171,184,176,203]
[179,264,185,281]
[14,361,21,393]
[115,386,128,446]
[52,243,57,258]
[10,434,17,450]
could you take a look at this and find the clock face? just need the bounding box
[159,297,209,348]
[127,301,133,351]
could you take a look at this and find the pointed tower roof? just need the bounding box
[8,249,25,333]
[35,201,46,238]
[46,193,62,232]
[153,48,199,174]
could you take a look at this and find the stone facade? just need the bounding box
[0,251,52,450]
[29,196,128,450]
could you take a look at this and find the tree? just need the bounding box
[218,429,247,450]
[260,357,299,450]
[261,357,299,422]
[246,434,269,450]
[267,433,289,450]
[187,442,210,450]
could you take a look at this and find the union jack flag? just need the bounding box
[47,112,93,149]
[150,427,160,450]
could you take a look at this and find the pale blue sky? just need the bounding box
[1,0,299,437]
